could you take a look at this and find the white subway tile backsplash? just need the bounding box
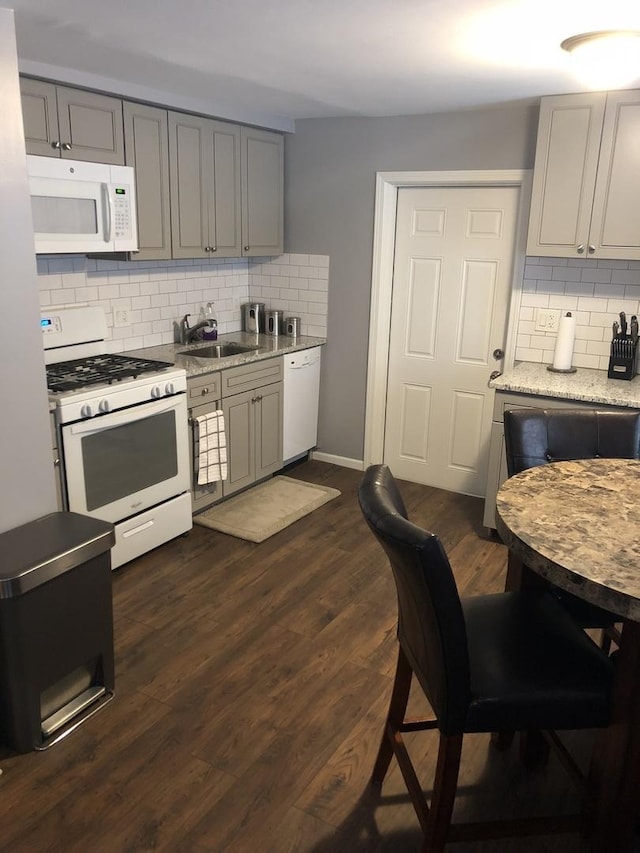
[612,269,640,285]
[581,267,613,284]
[520,293,550,308]
[552,266,581,282]
[35,252,329,350]
[515,257,640,369]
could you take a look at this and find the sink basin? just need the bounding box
[177,342,260,359]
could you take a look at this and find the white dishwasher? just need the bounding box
[283,346,322,463]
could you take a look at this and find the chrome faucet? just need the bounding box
[186,321,213,342]
[179,314,191,345]
[180,313,216,344]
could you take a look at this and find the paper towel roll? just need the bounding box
[552,312,576,371]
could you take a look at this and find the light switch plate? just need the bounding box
[535,308,561,332]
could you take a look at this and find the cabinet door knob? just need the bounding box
[588,245,596,254]
[576,244,585,254]
[211,246,217,252]
[61,142,72,150]
[51,141,61,149]
[201,388,209,395]
[204,246,211,253]
[244,245,250,251]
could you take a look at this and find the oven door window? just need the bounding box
[81,410,178,511]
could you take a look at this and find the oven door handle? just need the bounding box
[67,397,183,436]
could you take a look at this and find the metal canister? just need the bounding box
[242,303,265,334]
[265,309,284,336]
[285,316,301,337]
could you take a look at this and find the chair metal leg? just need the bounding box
[371,645,413,786]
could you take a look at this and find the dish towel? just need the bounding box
[195,410,228,485]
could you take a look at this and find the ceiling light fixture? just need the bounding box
[561,30,640,90]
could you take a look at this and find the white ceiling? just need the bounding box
[7,0,640,131]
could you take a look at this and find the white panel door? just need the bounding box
[384,185,519,496]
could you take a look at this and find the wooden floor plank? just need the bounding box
[0,461,605,851]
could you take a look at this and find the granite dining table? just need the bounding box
[496,458,640,852]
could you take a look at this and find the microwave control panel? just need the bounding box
[113,186,132,240]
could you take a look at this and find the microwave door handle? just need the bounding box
[101,183,113,243]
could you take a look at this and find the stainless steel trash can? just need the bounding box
[0,512,115,753]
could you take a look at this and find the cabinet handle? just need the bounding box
[201,388,209,395]
[211,246,217,252]
[51,141,61,150]
[204,246,211,253]
[576,244,585,254]
[588,245,596,254]
[61,142,72,151]
[244,245,250,251]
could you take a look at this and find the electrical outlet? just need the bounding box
[114,308,130,327]
[534,308,561,332]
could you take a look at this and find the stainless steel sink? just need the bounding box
[177,342,260,359]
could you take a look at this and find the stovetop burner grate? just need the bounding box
[46,354,174,393]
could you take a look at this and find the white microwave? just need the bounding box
[26,155,138,254]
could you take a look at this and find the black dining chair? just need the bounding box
[503,407,640,650]
[358,464,614,852]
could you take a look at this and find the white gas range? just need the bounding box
[43,305,192,569]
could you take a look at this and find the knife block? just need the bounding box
[607,336,638,380]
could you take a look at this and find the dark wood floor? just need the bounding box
[0,460,617,851]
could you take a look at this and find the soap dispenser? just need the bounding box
[203,302,218,341]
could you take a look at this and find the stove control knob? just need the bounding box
[80,404,93,418]
[151,385,162,399]
[165,382,175,395]
[99,400,110,414]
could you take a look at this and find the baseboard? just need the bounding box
[311,451,364,471]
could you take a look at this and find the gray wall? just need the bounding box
[0,8,57,533]
[284,105,539,463]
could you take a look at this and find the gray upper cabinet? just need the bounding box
[240,127,284,256]
[168,112,241,259]
[20,78,125,165]
[527,90,640,260]
[20,77,284,260]
[123,101,172,261]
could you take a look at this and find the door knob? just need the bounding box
[492,348,504,360]
[489,370,502,383]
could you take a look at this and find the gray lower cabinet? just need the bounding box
[188,371,224,512]
[483,390,628,529]
[122,101,172,261]
[221,358,284,497]
[20,77,124,164]
[168,112,242,259]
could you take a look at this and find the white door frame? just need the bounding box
[363,169,532,467]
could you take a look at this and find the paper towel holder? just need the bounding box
[547,311,577,373]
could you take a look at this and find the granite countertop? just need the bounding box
[122,332,326,378]
[496,458,640,621]
[491,361,640,409]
